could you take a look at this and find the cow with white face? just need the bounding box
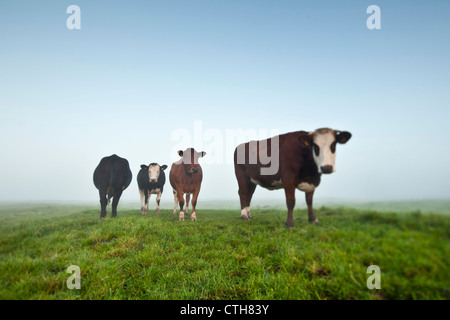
[306,128,352,174]
[234,128,351,228]
[137,163,168,214]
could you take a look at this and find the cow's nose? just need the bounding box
[150,179,157,182]
[321,165,333,174]
[192,168,199,173]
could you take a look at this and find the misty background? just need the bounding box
[1,1,449,207]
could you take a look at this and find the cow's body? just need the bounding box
[234,128,351,228]
[137,163,167,214]
[93,154,132,218]
[169,148,206,221]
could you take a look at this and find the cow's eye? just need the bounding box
[331,142,336,153]
[313,143,320,156]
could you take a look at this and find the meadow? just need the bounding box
[0,202,449,300]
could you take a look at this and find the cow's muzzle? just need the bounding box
[320,165,333,174]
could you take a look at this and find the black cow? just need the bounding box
[137,163,168,214]
[93,154,132,218]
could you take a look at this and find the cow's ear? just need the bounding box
[199,151,206,158]
[178,150,184,157]
[298,134,313,148]
[161,165,168,171]
[140,165,148,170]
[336,131,352,144]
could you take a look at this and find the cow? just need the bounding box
[93,154,132,218]
[137,163,168,214]
[233,128,351,228]
[169,148,206,221]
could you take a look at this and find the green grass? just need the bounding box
[0,203,449,300]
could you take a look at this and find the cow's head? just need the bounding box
[140,163,168,183]
[178,148,206,175]
[298,128,351,174]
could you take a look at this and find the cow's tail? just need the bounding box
[106,169,116,205]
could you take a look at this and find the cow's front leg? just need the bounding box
[177,190,185,221]
[305,191,319,224]
[155,191,162,213]
[145,192,150,214]
[139,189,146,214]
[190,189,200,221]
[284,186,296,228]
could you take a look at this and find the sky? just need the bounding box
[0,0,449,205]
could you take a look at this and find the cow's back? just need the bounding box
[94,154,132,192]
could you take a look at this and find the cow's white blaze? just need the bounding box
[313,132,337,173]
[148,164,160,182]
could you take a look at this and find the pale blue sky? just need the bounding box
[0,1,449,204]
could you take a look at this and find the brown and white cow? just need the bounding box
[234,128,351,228]
[169,148,206,221]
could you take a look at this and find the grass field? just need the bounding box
[0,202,449,300]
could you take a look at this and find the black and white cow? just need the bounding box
[137,163,168,214]
[234,128,351,228]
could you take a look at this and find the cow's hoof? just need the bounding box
[172,210,178,216]
[286,221,295,229]
[156,208,160,214]
[191,213,197,221]
[309,219,319,224]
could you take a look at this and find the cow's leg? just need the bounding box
[185,193,190,215]
[139,189,146,214]
[245,183,257,220]
[190,189,200,221]
[305,190,319,224]
[172,189,178,216]
[237,178,255,220]
[155,191,162,213]
[111,191,122,218]
[177,190,185,221]
[99,190,107,219]
[146,193,151,213]
[284,185,296,228]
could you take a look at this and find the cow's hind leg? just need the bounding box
[306,191,319,224]
[185,193,190,216]
[99,190,107,219]
[172,189,179,216]
[111,190,123,218]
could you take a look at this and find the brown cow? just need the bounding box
[234,128,351,228]
[169,148,206,221]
